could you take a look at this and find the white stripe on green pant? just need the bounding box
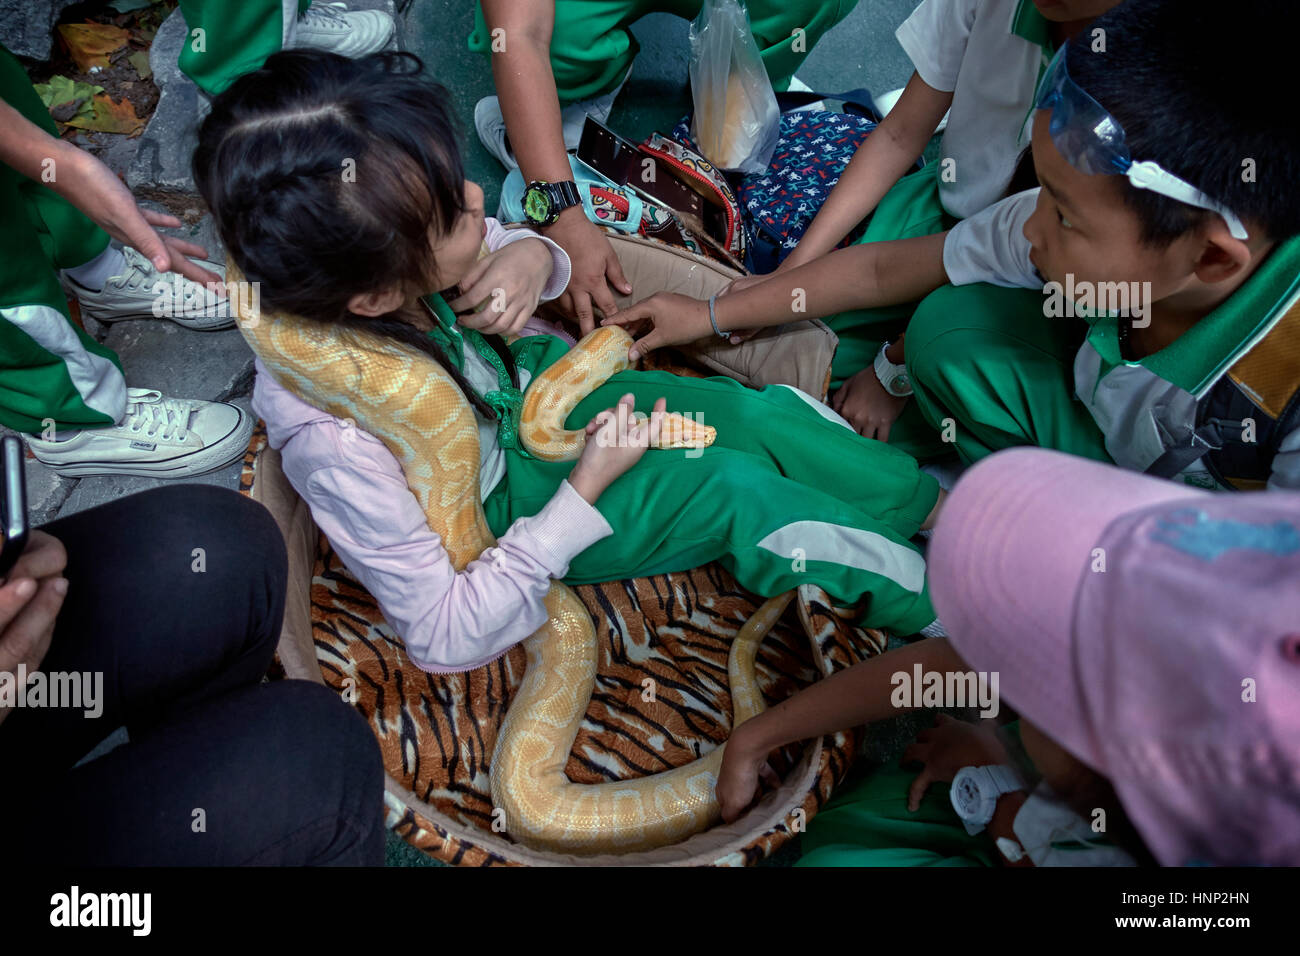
[484,333,941,636]
[0,43,124,433]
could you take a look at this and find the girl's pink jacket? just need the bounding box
[252,219,613,673]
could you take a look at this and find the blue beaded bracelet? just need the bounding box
[708,294,729,339]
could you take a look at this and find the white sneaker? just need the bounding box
[290,2,395,58]
[26,389,253,478]
[474,95,518,169]
[475,66,631,169]
[67,247,234,331]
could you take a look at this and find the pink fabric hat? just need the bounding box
[928,448,1300,866]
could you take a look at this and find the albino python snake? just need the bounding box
[234,269,795,854]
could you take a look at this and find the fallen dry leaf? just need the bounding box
[127,50,152,80]
[57,23,131,72]
[64,93,145,137]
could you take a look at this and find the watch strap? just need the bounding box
[552,179,581,210]
[986,764,1024,797]
[873,341,913,397]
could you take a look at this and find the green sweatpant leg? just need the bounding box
[796,761,996,867]
[177,0,310,96]
[905,283,1111,466]
[822,164,956,386]
[486,334,942,636]
[0,44,124,433]
[469,0,860,105]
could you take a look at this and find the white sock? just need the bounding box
[63,245,126,293]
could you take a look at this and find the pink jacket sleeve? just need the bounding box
[278,421,612,673]
[484,216,572,302]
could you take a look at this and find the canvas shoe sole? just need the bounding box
[26,393,253,479]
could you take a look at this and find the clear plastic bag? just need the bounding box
[688,0,780,175]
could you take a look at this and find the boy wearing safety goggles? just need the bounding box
[613,0,1300,490]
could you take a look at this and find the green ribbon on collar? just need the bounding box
[421,293,533,457]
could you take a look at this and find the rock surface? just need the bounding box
[0,0,82,61]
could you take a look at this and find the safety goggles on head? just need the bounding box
[1035,45,1249,240]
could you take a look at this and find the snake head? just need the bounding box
[633,411,717,451]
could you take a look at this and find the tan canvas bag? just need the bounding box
[603,232,838,400]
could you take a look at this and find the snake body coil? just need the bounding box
[237,284,788,854]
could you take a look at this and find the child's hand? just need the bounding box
[546,210,633,336]
[602,292,713,361]
[902,714,1012,812]
[716,719,782,822]
[447,237,553,337]
[567,394,666,505]
[832,365,910,442]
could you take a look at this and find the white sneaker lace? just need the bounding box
[300,2,349,30]
[116,247,207,304]
[121,392,192,442]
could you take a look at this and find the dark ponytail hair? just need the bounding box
[193,49,514,418]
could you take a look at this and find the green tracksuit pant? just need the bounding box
[176,0,310,96]
[904,282,1111,466]
[483,332,942,636]
[797,759,996,867]
[469,0,860,104]
[797,720,1029,867]
[0,44,124,434]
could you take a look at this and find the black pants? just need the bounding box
[0,484,384,865]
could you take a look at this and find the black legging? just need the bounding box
[0,484,384,865]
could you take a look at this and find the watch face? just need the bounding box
[523,187,552,223]
[954,774,982,818]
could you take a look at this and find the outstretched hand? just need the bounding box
[566,393,667,505]
[546,211,632,334]
[832,366,910,441]
[601,291,718,361]
[57,147,222,287]
[716,721,782,823]
[448,236,552,336]
[902,714,1011,812]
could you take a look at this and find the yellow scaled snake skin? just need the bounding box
[233,266,794,854]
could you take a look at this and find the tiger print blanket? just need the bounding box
[239,417,886,866]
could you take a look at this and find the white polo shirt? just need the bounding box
[942,187,1041,288]
[896,0,1054,219]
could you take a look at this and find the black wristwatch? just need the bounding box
[522,179,582,227]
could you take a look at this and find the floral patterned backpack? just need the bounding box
[673,88,925,274]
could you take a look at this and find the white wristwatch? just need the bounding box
[950,764,1023,835]
[873,341,913,397]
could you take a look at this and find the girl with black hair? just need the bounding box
[195,49,947,674]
